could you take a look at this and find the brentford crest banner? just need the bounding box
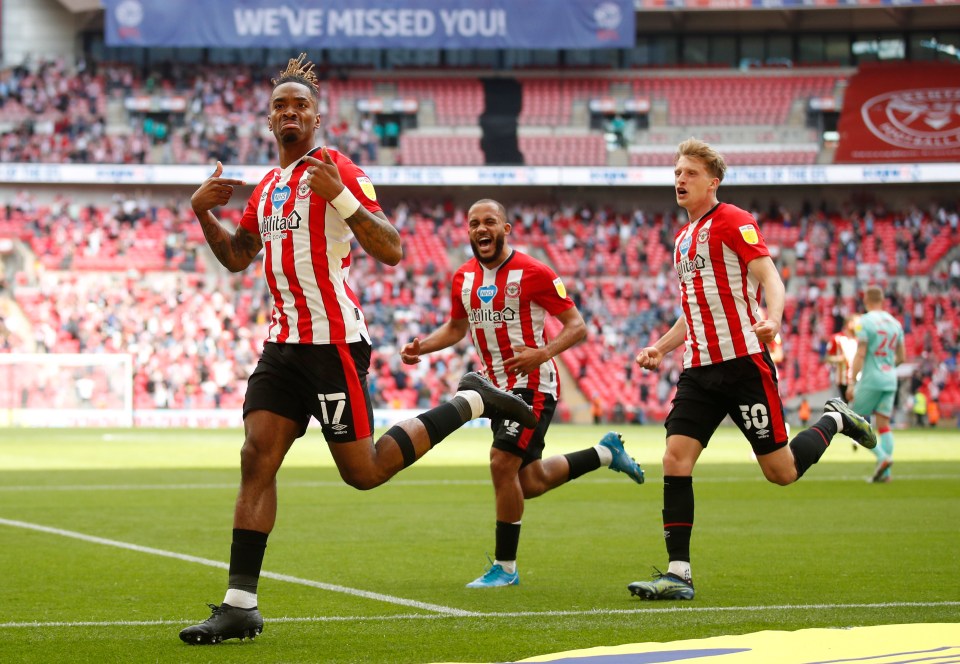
[835,63,960,163]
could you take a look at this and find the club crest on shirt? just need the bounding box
[297,182,311,199]
[697,229,710,244]
[357,176,377,201]
[477,284,498,303]
[505,282,521,298]
[739,224,759,244]
[552,277,566,298]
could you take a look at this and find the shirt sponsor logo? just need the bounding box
[477,284,498,303]
[357,176,377,201]
[739,224,759,244]
[260,210,301,242]
[468,306,517,328]
[676,254,707,280]
[271,185,291,208]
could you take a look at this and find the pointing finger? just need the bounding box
[302,155,322,167]
[209,161,245,185]
[321,147,335,164]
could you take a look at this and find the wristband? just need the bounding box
[330,187,361,219]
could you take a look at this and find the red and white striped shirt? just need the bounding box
[450,250,574,398]
[673,202,770,368]
[239,148,381,345]
[826,332,858,385]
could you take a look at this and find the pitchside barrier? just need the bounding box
[0,356,489,429]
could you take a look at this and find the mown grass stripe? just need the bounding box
[0,517,476,617]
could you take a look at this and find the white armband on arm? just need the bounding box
[330,187,361,219]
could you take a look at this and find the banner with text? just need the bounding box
[636,0,960,7]
[0,162,956,187]
[835,63,960,163]
[103,0,635,49]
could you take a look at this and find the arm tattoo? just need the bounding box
[345,209,403,266]
[197,211,261,272]
[233,226,263,266]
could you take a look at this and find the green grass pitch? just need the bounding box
[1,424,958,663]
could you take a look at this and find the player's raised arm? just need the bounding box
[401,318,470,365]
[191,161,261,273]
[302,149,402,266]
[504,306,586,376]
[747,256,784,344]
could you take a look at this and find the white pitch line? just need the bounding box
[0,517,476,617]
[2,601,958,629]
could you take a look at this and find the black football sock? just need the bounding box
[495,520,521,563]
[789,424,831,478]
[228,529,268,594]
[662,475,693,564]
[417,402,468,447]
[564,448,602,481]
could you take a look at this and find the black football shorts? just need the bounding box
[664,352,789,455]
[244,341,373,442]
[490,388,557,468]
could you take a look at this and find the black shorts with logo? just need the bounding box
[243,341,373,442]
[664,352,789,456]
[490,389,557,468]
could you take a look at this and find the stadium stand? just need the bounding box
[0,59,852,167]
[3,193,958,422]
[1,0,959,425]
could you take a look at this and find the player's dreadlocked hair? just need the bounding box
[272,53,319,101]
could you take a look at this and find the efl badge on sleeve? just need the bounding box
[739,224,759,245]
[357,176,377,201]
[553,277,567,298]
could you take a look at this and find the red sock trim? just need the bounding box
[878,426,891,435]
[811,427,830,446]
